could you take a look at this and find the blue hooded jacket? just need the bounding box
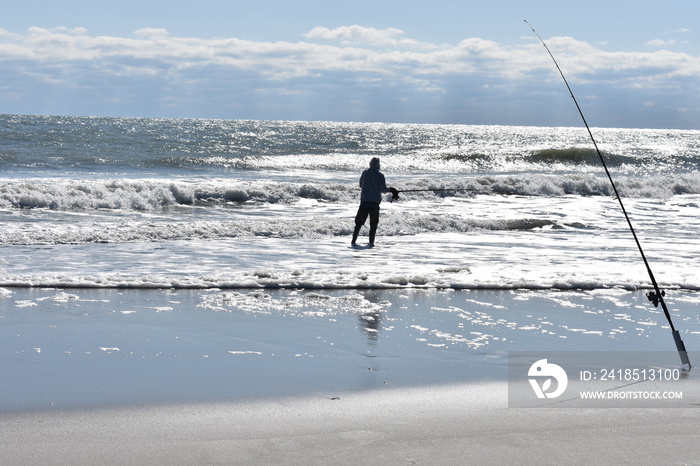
[359,158,389,203]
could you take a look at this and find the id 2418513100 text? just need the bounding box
[580,368,680,382]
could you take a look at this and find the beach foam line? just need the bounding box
[2,382,699,465]
[0,279,683,291]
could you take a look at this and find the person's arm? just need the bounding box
[379,174,400,200]
[379,173,389,193]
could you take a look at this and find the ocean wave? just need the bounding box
[0,212,564,245]
[0,179,356,210]
[392,173,700,198]
[439,147,634,169]
[4,117,700,181]
[148,147,688,175]
[526,148,637,166]
[2,173,700,212]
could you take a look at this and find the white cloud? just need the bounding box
[1,25,696,86]
[646,38,677,47]
[134,28,170,38]
[303,25,425,48]
[0,25,698,126]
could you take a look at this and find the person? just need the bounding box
[351,157,398,247]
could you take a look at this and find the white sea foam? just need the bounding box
[2,173,700,212]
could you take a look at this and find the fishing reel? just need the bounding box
[647,290,665,307]
[390,187,400,201]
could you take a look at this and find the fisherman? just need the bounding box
[351,157,398,247]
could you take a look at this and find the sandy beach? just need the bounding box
[3,18,700,465]
[2,287,699,464]
[2,382,700,465]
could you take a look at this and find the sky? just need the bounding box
[1,0,700,129]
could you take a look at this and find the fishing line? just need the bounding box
[393,188,470,199]
[525,20,691,369]
[391,187,518,201]
[390,188,474,202]
[397,189,462,193]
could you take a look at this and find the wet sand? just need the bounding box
[1,287,699,463]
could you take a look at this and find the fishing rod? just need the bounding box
[390,188,467,202]
[395,188,467,197]
[398,188,462,193]
[525,20,691,369]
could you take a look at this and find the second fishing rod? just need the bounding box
[525,20,690,369]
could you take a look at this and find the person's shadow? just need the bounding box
[350,243,375,250]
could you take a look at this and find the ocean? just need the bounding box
[1,114,699,291]
[2,114,700,410]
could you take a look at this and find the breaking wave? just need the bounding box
[527,148,637,166]
[2,173,700,212]
[0,212,562,246]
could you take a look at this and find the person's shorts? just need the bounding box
[355,202,380,226]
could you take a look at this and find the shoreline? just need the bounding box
[1,282,697,291]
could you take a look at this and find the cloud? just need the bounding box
[133,28,170,38]
[2,26,696,85]
[304,25,400,43]
[0,25,698,127]
[303,25,426,49]
[646,38,677,47]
